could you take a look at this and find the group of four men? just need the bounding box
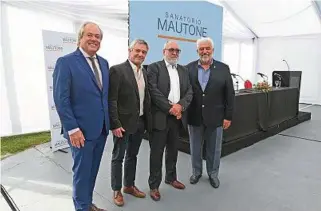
[53,22,235,211]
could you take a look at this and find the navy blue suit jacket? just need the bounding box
[53,48,110,140]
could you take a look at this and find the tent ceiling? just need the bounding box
[2,0,128,36]
[224,0,321,37]
[312,1,321,22]
[219,1,257,39]
[2,0,321,39]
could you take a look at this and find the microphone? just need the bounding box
[257,72,268,81]
[231,73,245,81]
[257,72,267,77]
[231,73,252,89]
[282,59,290,71]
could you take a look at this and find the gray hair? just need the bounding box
[129,39,149,50]
[163,40,177,50]
[196,37,214,49]
[77,22,103,46]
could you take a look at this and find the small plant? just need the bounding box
[253,81,272,93]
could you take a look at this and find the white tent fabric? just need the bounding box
[224,0,321,37]
[257,34,321,104]
[1,0,320,136]
[3,0,128,37]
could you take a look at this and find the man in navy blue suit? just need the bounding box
[186,37,234,189]
[53,22,109,211]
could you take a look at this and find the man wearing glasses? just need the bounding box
[146,40,193,201]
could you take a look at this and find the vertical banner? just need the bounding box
[129,1,223,65]
[42,30,77,152]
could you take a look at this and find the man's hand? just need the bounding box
[169,104,182,116]
[223,119,231,130]
[112,127,126,138]
[69,130,85,148]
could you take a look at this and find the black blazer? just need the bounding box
[186,59,235,127]
[147,60,193,130]
[109,60,152,133]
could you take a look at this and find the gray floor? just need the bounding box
[1,105,321,211]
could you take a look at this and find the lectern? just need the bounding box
[272,71,302,89]
[272,70,302,103]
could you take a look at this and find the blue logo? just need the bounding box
[45,45,63,51]
[62,37,76,44]
[158,12,208,39]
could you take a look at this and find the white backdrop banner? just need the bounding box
[42,30,77,152]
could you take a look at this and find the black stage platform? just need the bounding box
[175,87,312,157]
[178,111,311,157]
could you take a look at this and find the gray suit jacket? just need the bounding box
[147,60,193,130]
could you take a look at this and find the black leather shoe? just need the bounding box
[209,177,220,188]
[189,175,202,184]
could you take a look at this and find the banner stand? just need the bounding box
[42,30,77,152]
[49,144,69,153]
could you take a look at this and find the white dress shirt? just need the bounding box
[165,60,180,104]
[129,60,145,116]
[79,47,102,85]
[68,48,103,135]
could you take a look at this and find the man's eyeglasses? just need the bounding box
[165,48,181,54]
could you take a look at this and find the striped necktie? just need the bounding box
[88,57,102,90]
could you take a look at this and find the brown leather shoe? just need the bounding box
[113,191,124,207]
[123,186,146,198]
[150,189,161,201]
[90,204,107,211]
[165,180,186,189]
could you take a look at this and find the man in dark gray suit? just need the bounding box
[109,39,152,206]
[147,40,193,201]
[186,37,235,188]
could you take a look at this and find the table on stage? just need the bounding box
[178,87,300,156]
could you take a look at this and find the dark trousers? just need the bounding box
[188,124,223,178]
[148,116,180,190]
[69,130,107,211]
[111,117,145,191]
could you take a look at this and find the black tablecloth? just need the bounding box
[222,87,299,143]
[176,87,299,143]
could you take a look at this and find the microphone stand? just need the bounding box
[262,74,268,81]
[231,74,245,93]
[283,59,290,71]
[236,74,245,83]
[231,74,239,92]
[258,74,268,82]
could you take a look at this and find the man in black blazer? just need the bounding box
[147,40,193,201]
[186,37,235,188]
[109,39,152,206]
